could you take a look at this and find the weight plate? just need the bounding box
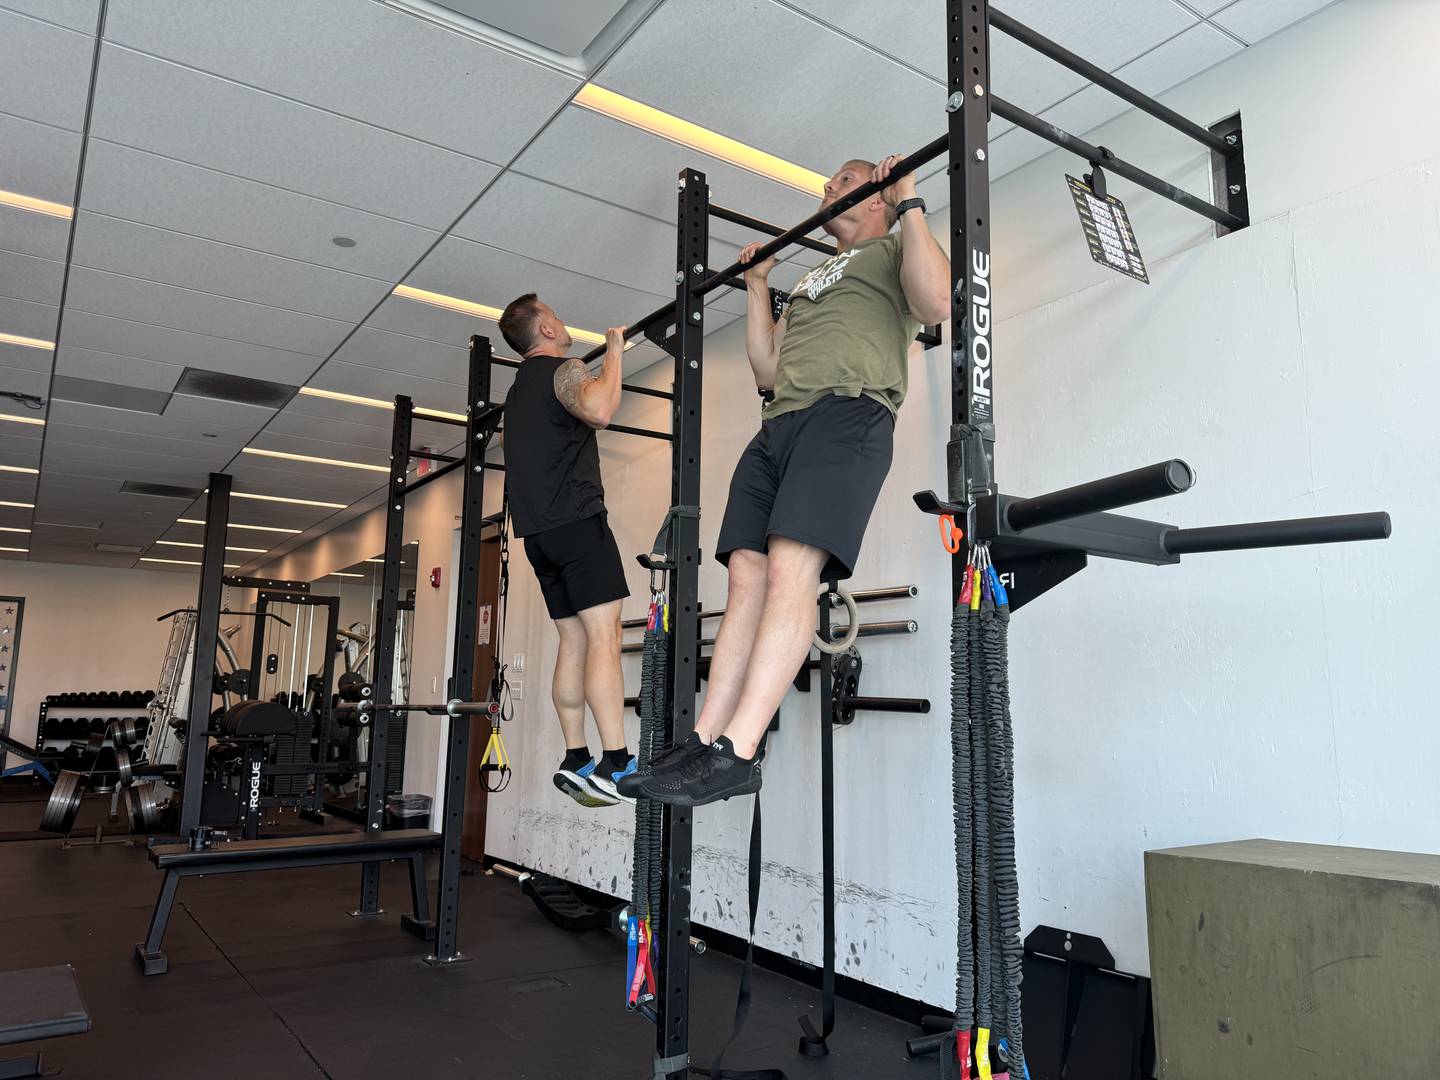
[125,783,164,832]
[40,770,85,833]
[116,747,133,788]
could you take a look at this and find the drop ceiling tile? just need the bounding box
[0,474,38,501]
[81,141,440,280]
[1210,0,1337,44]
[0,205,71,262]
[991,0,1197,71]
[0,441,39,468]
[514,106,821,241]
[600,2,946,184]
[65,267,349,359]
[163,394,280,429]
[1040,22,1241,139]
[310,360,467,406]
[0,0,100,33]
[40,448,215,486]
[0,296,58,341]
[58,309,320,384]
[91,45,499,229]
[53,344,182,392]
[265,410,399,452]
[104,0,579,163]
[780,0,1068,123]
[0,341,53,374]
[454,172,748,316]
[46,399,268,444]
[0,428,43,456]
[247,431,391,470]
[0,9,94,131]
[229,457,381,501]
[399,237,678,345]
[0,113,84,205]
[0,248,64,306]
[331,324,470,384]
[43,420,245,456]
[0,368,50,399]
[70,213,394,324]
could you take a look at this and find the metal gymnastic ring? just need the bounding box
[813,584,859,655]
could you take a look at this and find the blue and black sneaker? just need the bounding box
[553,759,619,808]
[592,756,638,804]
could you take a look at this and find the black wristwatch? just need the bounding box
[894,197,927,219]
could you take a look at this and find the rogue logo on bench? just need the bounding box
[248,760,262,812]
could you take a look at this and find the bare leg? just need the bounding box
[552,616,588,749]
[721,537,829,758]
[576,599,626,752]
[695,548,768,744]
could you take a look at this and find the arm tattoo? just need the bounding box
[553,358,592,416]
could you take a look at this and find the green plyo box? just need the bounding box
[1145,839,1440,1077]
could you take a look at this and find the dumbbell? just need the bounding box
[89,718,106,736]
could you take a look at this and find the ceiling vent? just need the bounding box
[172,369,296,410]
[119,481,205,500]
[92,542,144,554]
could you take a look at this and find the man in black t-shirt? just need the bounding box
[499,294,634,808]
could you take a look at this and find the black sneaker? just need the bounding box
[638,736,762,807]
[616,732,708,799]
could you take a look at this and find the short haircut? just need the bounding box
[840,159,898,228]
[499,293,544,355]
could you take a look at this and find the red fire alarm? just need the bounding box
[430,567,442,589]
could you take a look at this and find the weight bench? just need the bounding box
[134,828,441,975]
[0,965,89,1078]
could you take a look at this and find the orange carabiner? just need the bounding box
[939,514,964,554]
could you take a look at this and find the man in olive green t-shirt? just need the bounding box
[630,155,951,807]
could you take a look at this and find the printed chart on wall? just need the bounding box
[1066,174,1150,283]
[0,597,23,769]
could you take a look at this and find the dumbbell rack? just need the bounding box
[35,693,154,785]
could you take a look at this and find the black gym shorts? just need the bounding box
[716,393,894,581]
[522,513,631,621]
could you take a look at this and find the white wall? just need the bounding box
[0,560,198,746]
[489,0,1440,1011]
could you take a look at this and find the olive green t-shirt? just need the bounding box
[764,232,919,420]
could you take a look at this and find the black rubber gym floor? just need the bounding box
[0,793,926,1079]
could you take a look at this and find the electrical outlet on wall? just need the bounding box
[511,680,523,702]
[512,653,525,673]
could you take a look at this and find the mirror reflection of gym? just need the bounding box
[309,543,420,823]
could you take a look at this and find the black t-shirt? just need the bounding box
[503,355,606,537]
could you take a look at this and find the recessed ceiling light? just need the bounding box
[391,284,629,350]
[140,556,240,568]
[295,386,467,424]
[332,236,357,248]
[154,540,268,554]
[0,331,55,351]
[209,488,349,510]
[0,189,73,220]
[0,545,27,553]
[0,464,39,474]
[329,571,365,578]
[0,499,36,508]
[572,83,827,196]
[0,413,45,427]
[178,517,303,535]
[241,447,388,475]
[0,526,29,533]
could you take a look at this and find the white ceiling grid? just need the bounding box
[0,0,1337,569]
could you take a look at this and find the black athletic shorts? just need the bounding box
[522,513,630,620]
[716,393,894,581]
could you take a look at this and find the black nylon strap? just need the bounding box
[692,794,786,1080]
[798,632,837,1054]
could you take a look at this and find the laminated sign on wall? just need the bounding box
[1066,174,1150,283]
[478,604,492,646]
